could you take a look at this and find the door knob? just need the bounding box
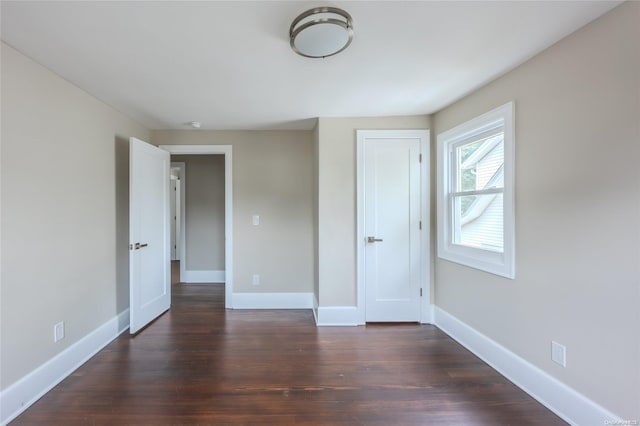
[131,242,149,250]
[367,236,383,243]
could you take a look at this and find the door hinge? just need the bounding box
[419,221,422,230]
[420,288,423,297]
[419,154,422,163]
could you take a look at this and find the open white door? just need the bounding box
[129,137,171,334]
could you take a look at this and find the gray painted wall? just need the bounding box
[315,115,432,306]
[1,42,150,389]
[153,130,314,294]
[432,2,639,419]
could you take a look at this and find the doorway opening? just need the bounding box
[170,156,225,285]
[160,145,234,309]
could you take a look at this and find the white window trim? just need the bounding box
[437,102,515,279]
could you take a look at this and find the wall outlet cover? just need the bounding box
[551,341,566,367]
[54,322,65,343]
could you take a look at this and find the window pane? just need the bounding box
[456,134,504,192]
[453,193,503,252]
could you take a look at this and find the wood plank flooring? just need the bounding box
[11,264,565,425]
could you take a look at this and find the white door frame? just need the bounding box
[356,130,432,324]
[160,145,234,309]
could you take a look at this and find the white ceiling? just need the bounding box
[1,1,621,130]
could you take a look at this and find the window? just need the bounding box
[437,102,515,278]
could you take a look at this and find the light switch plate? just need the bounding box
[252,215,260,226]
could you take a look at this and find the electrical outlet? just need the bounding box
[252,274,260,286]
[551,341,566,367]
[54,321,65,343]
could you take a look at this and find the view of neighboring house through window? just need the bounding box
[454,133,504,251]
[437,102,515,278]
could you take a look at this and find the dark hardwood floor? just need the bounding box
[11,263,565,425]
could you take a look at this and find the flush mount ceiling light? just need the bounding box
[290,7,353,58]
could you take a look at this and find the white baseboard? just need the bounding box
[313,303,432,326]
[0,309,130,426]
[433,306,623,426]
[231,292,313,309]
[182,269,225,283]
[315,305,362,326]
[421,303,434,324]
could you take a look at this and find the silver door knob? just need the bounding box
[367,236,383,243]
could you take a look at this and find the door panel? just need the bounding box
[129,137,170,334]
[364,137,421,322]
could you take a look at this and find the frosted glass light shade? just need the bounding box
[290,7,353,58]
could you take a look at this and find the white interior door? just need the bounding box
[364,135,422,322]
[129,137,171,334]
